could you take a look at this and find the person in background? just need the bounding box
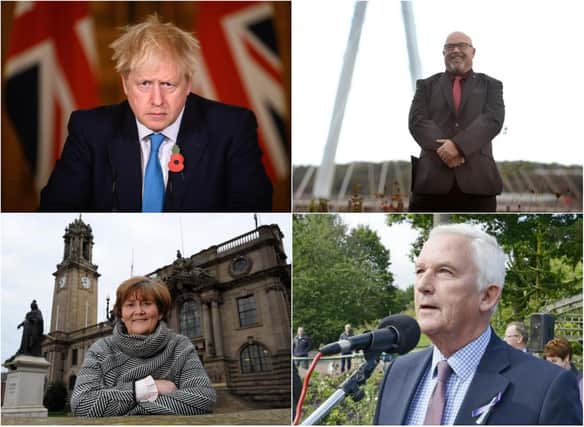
[544,337,582,402]
[293,326,311,369]
[339,323,354,373]
[503,321,529,352]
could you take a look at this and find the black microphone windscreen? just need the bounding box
[378,314,420,354]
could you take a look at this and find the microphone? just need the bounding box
[319,314,420,356]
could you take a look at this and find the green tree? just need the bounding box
[43,380,68,412]
[293,214,404,347]
[345,225,396,319]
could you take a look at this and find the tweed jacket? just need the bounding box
[71,321,216,416]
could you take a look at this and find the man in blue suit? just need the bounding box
[374,224,582,425]
[40,15,272,212]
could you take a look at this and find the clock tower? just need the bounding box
[50,217,100,333]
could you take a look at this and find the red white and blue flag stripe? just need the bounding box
[194,1,289,182]
[4,2,99,191]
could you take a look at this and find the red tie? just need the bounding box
[453,75,462,112]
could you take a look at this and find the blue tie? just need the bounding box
[142,133,165,212]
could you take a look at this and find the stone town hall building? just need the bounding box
[42,218,291,409]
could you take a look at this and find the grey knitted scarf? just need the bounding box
[112,320,169,358]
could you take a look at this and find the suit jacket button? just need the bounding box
[455,123,459,127]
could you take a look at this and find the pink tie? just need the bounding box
[453,75,462,112]
[424,360,452,425]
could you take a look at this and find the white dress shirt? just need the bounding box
[135,375,158,402]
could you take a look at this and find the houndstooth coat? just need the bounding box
[71,321,216,416]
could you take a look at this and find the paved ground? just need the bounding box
[1,408,291,425]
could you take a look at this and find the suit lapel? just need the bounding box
[439,73,455,112]
[397,349,432,423]
[109,103,142,211]
[377,348,432,424]
[164,94,209,211]
[458,71,478,114]
[454,332,510,425]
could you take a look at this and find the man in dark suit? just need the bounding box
[40,15,272,212]
[374,224,582,425]
[409,32,504,212]
[503,321,529,353]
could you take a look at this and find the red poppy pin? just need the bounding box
[168,144,184,173]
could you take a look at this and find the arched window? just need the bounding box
[240,343,272,374]
[179,300,201,337]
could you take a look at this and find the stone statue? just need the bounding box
[16,300,44,357]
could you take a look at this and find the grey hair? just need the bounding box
[508,321,528,343]
[428,223,506,311]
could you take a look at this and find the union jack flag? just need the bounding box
[193,1,289,182]
[4,1,99,191]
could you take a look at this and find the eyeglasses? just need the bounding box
[444,42,473,52]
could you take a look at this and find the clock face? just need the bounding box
[58,276,66,288]
[80,276,90,289]
[230,256,251,277]
[233,257,249,273]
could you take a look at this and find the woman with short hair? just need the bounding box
[71,276,216,416]
[544,336,582,403]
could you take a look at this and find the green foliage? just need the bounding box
[293,214,407,347]
[300,369,384,425]
[43,380,68,412]
[395,284,415,312]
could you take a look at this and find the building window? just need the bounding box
[240,343,272,374]
[180,300,202,337]
[71,349,78,366]
[237,295,257,327]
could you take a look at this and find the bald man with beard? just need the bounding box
[408,32,505,212]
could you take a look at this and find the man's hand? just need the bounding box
[436,139,465,168]
[154,379,177,395]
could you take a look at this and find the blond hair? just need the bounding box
[110,14,199,80]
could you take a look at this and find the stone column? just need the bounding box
[201,302,214,357]
[265,282,290,351]
[211,299,224,357]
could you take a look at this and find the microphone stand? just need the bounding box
[301,349,380,425]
